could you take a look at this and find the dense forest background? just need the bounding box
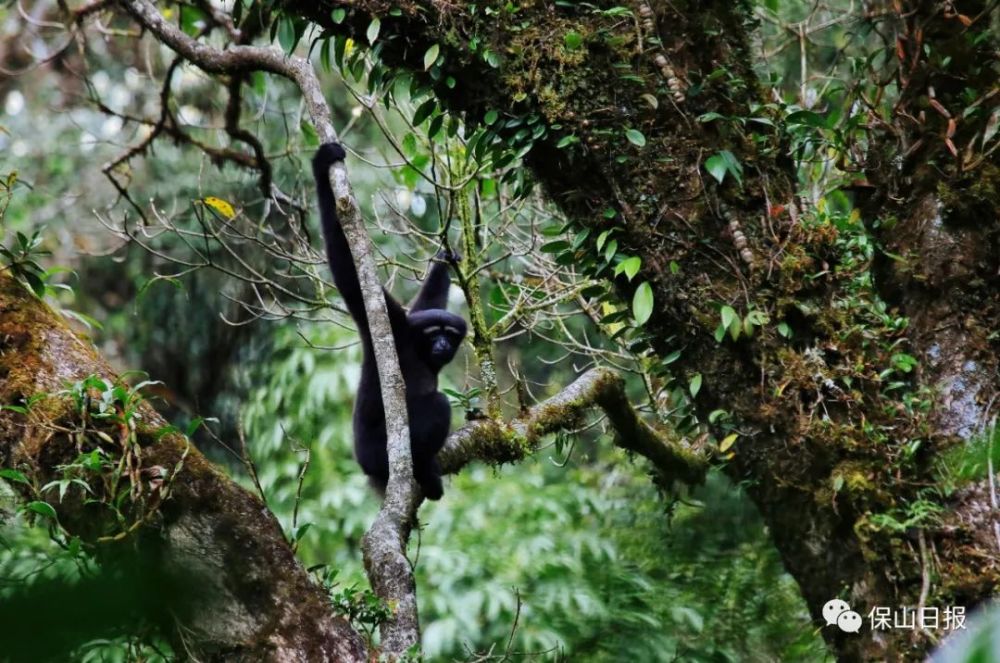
[0,0,998,661]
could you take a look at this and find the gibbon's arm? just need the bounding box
[410,253,457,312]
[313,143,404,335]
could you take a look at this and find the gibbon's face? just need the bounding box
[411,315,465,371]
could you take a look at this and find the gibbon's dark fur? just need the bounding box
[313,142,466,500]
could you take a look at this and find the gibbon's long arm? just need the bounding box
[409,256,456,312]
[313,143,404,339]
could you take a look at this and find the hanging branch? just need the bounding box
[113,0,422,653]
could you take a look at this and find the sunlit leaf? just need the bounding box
[689,373,702,398]
[423,44,440,70]
[625,129,646,147]
[366,17,381,44]
[203,196,235,219]
[632,282,653,325]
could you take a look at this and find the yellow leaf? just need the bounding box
[203,196,235,219]
[344,38,355,58]
[848,209,861,225]
[719,433,738,453]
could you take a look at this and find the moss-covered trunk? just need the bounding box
[0,274,366,660]
[293,1,1000,659]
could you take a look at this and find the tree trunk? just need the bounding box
[295,1,1000,659]
[0,275,366,661]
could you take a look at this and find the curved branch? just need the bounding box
[439,368,708,487]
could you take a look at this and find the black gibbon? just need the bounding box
[312,142,466,500]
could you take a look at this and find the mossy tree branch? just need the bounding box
[0,274,367,660]
[439,367,707,487]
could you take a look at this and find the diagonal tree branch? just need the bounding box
[439,367,707,486]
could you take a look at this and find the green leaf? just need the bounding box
[0,468,29,484]
[366,17,381,45]
[892,353,918,373]
[428,114,444,140]
[603,238,618,262]
[708,409,728,424]
[697,112,727,123]
[423,44,440,70]
[484,110,499,125]
[704,153,729,184]
[331,8,347,23]
[785,109,826,128]
[412,99,436,126]
[720,150,743,186]
[632,282,654,325]
[625,129,646,147]
[777,321,792,338]
[25,501,57,521]
[541,240,571,254]
[720,305,737,330]
[277,17,298,55]
[299,119,319,147]
[689,373,702,398]
[615,256,641,281]
[704,150,743,187]
[564,31,583,50]
[596,230,610,251]
[556,135,579,148]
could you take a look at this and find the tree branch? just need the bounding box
[439,368,707,487]
[0,275,367,660]
[114,0,423,653]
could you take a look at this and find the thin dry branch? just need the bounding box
[112,0,422,653]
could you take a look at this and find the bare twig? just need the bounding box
[114,0,422,653]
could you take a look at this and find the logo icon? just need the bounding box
[823,599,862,633]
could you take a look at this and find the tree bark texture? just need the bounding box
[291,1,999,659]
[0,275,366,662]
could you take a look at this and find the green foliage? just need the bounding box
[0,6,849,657]
[323,569,393,645]
[234,323,825,660]
[704,150,743,187]
[0,228,53,297]
[417,468,824,661]
[936,423,1000,494]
